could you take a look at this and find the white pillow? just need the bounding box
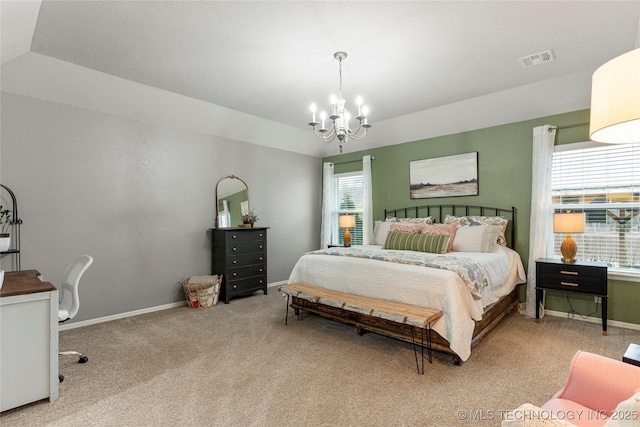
[373,221,393,245]
[603,389,640,427]
[452,225,501,253]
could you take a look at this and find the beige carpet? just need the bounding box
[1,289,639,427]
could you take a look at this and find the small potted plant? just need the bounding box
[0,206,11,252]
[241,209,259,228]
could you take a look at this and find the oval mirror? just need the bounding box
[216,175,249,228]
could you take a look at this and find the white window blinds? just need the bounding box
[336,173,363,246]
[551,143,640,271]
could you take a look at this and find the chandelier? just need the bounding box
[308,52,371,153]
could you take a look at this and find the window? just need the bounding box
[550,142,640,275]
[334,172,363,246]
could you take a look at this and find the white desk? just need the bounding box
[1,270,58,412]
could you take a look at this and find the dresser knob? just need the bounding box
[233,272,237,277]
[232,247,237,252]
[259,268,263,272]
[259,245,263,249]
[259,233,263,237]
[259,257,263,261]
[259,280,263,284]
[232,235,237,239]
[233,285,237,289]
[233,260,237,264]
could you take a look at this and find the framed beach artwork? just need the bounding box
[409,152,478,199]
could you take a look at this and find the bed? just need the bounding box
[286,204,527,364]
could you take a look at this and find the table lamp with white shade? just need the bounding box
[553,212,585,264]
[339,214,356,247]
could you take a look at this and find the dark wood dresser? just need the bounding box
[210,227,268,304]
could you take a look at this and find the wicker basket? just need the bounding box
[182,275,222,309]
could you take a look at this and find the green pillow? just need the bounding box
[383,231,449,254]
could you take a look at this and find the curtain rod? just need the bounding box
[332,156,375,166]
[549,122,590,132]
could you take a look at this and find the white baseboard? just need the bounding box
[59,301,187,331]
[60,281,287,331]
[268,280,287,288]
[521,302,640,331]
[543,309,640,331]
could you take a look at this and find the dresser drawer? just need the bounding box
[227,275,267,294]
[224,240,266,255]
[220,230,267,243]
[227,264,266,280]
[223,252,266,268]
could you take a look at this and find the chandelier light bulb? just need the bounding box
[310,103,317,123]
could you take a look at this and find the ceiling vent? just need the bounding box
[519,49,555,68]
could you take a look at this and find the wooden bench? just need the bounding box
[279,282,442,374]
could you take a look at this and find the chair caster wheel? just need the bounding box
[78,356,88,363]
[59,375,64,383]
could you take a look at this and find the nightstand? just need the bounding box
[535,258,608,335]
[623,343,640,367]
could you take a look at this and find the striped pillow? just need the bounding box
[383,231,449,254]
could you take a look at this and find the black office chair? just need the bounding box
[58,255,93,382]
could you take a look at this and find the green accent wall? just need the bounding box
[323,109,639,326]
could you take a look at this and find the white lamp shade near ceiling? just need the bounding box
[553,212,585,234]
[589,48,640,144]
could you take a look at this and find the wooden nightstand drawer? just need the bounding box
[537,272,604,294]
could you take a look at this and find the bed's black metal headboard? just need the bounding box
[383,205,517,249]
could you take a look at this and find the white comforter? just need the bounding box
[287,245,526,361]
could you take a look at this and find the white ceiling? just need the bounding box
[2,1,640,157]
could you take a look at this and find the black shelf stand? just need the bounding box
[1,184,22,271]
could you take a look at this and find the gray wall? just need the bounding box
[0,92,321,323]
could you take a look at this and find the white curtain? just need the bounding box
[525,125,556,318]
[218,200,231,228]
[362,155,374,245]
[321,162,335,248]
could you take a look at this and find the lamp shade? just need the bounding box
[339,214,356,228]
[553,212,585,234]
[590,48,640,144]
